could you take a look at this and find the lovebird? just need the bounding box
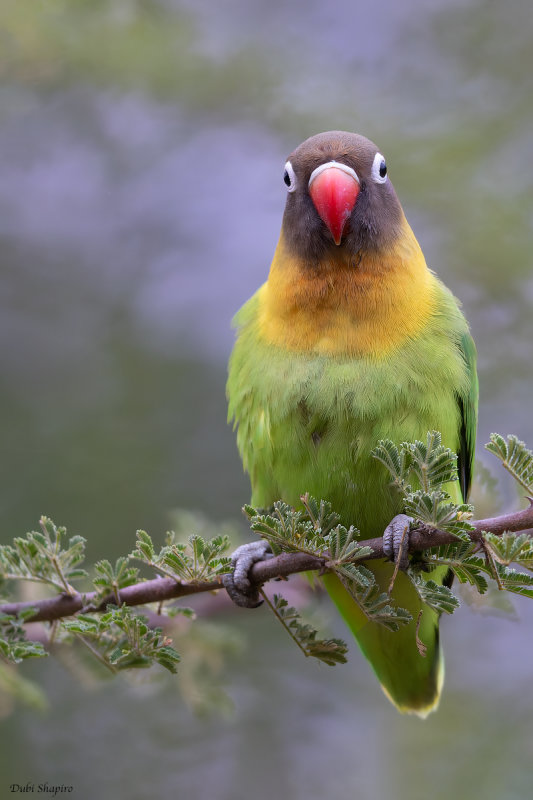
[226,131,478,716]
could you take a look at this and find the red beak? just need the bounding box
[309,163,360,245]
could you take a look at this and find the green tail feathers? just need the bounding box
[322,565,444,717]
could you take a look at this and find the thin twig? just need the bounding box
[75,635,118,674]
[258,588,309,658]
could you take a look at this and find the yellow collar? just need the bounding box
[257,217,437,358]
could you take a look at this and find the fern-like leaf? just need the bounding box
[495,566,533,599]
[409,575,460,615]
[404,431,458,492]
[483,531,533,568]
[267,594,348,666]
[486,434,533,493]
[327,525,373,564]
[433,543,489,593]
[244,502,327,555]
[371,439,411,491]
[336,564,412,630]
[130,530,230,582]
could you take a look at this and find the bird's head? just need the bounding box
[281,131,404,265]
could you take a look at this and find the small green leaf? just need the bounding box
[93,557,139,599]
[130,530,155,562]
[483,532,533,568]
[300,495,341,536]
[0,611,48,664]
[495,566,533,598]
[371,439,411,490]
[155,646,181,674]
[334,564,412,630]
[266,594,348,666]
[165,606,196,619]
[403,431,458,492]
[486,434,533,493]
[328,525,372,564]
[305,638,349,666]
[410,576,460,615]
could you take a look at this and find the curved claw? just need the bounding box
[383,514,413,572]
[222,540,273,608]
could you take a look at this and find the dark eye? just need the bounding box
[371,151,388,184]
[283,160,297,192]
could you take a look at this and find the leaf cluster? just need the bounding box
[244,495,411,647]
[0,609,48,664]
[373,431,533,616]
[0,521,234,686]
[92,558,139,603]
[62,605,180,674]
[243,431,533,662]
[0,516,87,595]
[372,431,475,541]
[130,530,231,583]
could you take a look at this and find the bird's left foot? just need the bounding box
[383,514,414,572]
[222,540,273,608]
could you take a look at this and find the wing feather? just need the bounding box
[456,332,478,501]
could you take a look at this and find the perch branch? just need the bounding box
[2,501,533,624]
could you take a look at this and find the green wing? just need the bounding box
[456,331,478,502]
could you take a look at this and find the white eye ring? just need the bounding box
[283,160,297,192]
[371,152,388,183]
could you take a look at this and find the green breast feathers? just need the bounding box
[227,280,475,537]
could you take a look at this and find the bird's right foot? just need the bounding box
[222,540,273,608]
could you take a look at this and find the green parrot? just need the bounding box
[225,131,478,716]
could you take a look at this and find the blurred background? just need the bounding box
[1,0,533,798]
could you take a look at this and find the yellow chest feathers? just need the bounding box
[257,219,438,358]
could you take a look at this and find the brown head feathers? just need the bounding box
[281,131,404,265]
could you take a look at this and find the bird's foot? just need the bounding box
[383,514,414,573]
[222,540,274,608]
